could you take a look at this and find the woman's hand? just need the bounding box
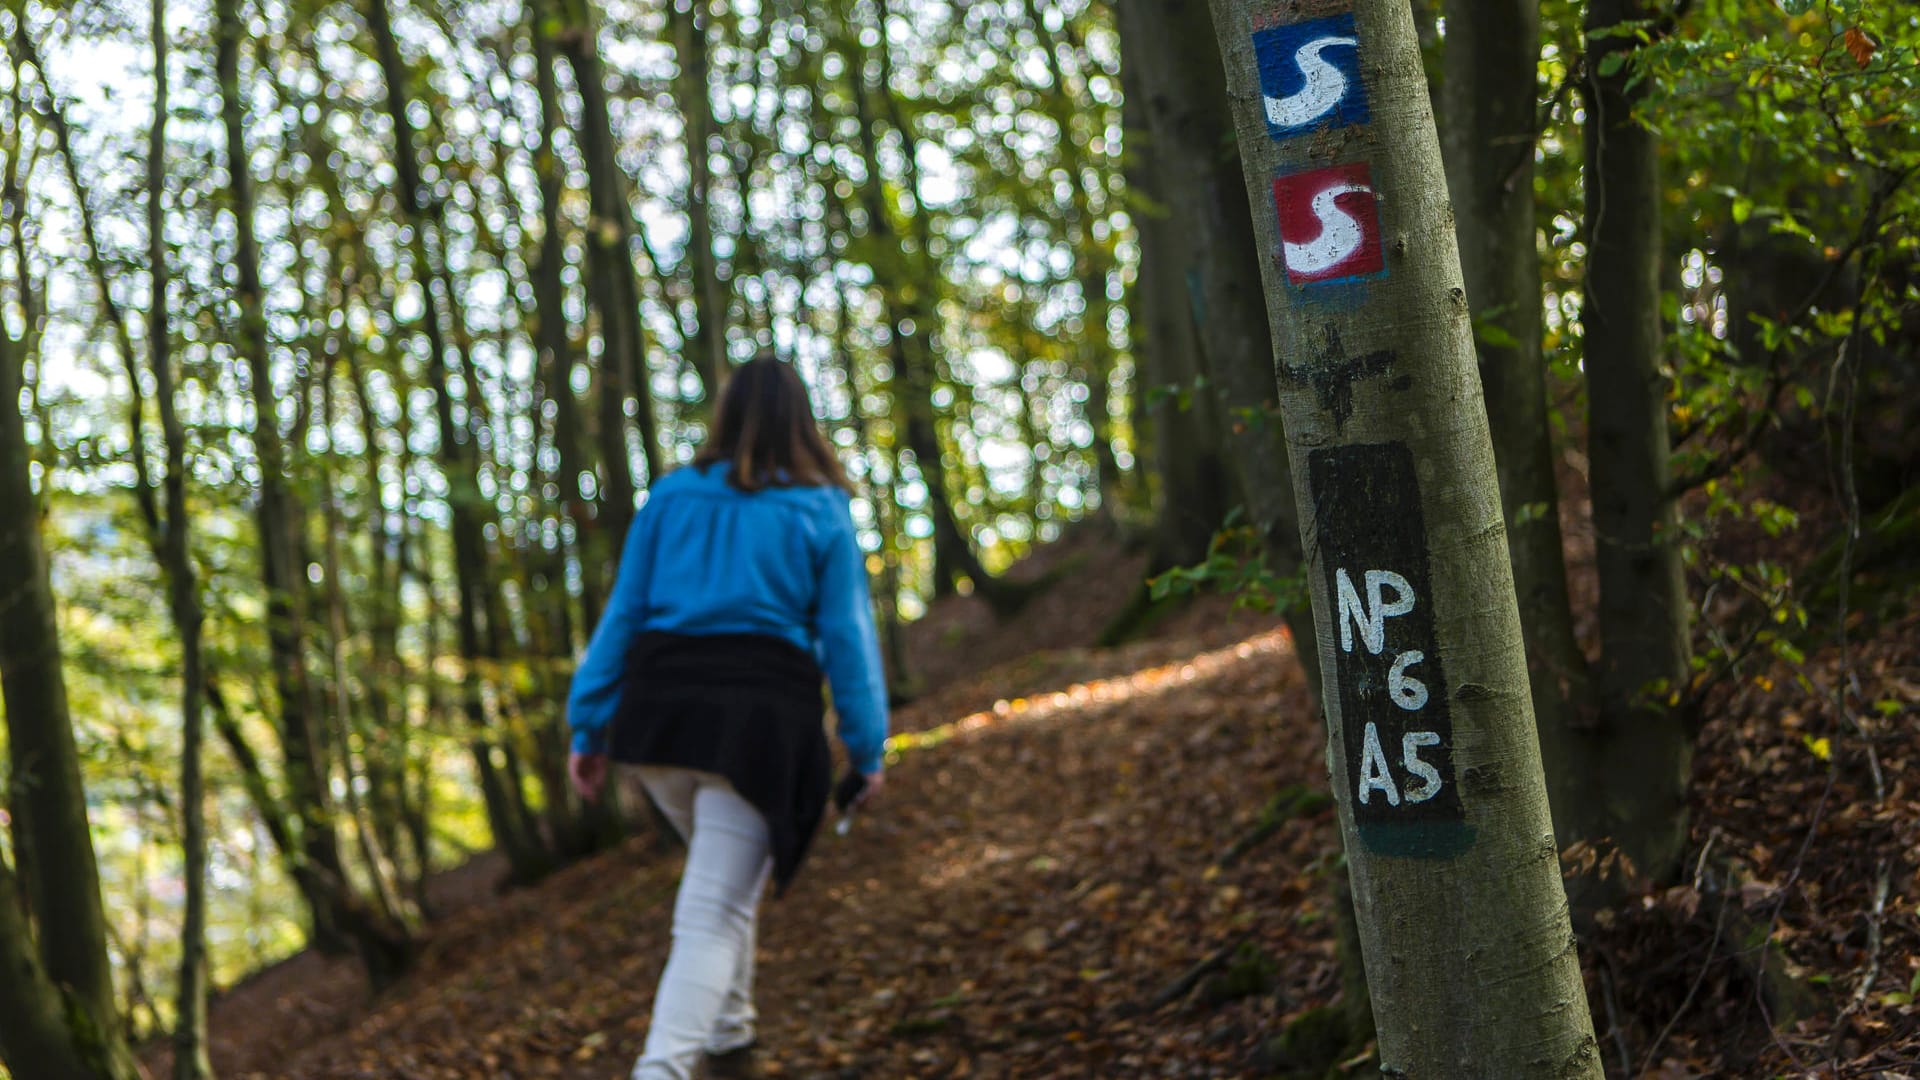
[569,751,609,803]
[854,770,884,809]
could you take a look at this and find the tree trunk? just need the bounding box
[1206,1,1601,1073]
[1440,0,1591,839]
[850,1,1031,615]
[552,0,665,500]
[1579,0,1694,892]
[364,0,554,884]
[344,351,411,877]
[214,0,359,956]
[10,19,159,542]
[1118,56,1232,570]
[528,6,611,625]
[319,360,411,927]
[828,269,915,695]
[1117,0,1323,699]
[146,8,213,1073]
[0,315,138,1080]
[669,0,731,401]
[0,858,111,1080]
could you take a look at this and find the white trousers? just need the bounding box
[630,766,772,1080]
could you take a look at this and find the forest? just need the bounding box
[0,0,1914,1076]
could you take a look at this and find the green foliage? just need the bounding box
[1149,514,1309,616]
[0,0,1145,1037]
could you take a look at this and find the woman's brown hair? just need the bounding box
[692,355,853,493]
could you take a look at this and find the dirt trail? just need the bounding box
[169,525,1920,1078]
[254,628,1331,1079]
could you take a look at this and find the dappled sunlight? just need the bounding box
[890,628,1299,896]
[886,627,1296,760]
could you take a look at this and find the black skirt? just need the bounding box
[606,631,833,893]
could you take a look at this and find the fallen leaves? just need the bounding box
[161,533,1920,1080]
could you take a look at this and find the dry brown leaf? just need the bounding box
[1845,26,1878,68]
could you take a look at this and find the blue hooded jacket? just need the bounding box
[565,463,890,775]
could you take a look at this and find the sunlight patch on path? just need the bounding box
[883,629,1295,761]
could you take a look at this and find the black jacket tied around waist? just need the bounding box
[607,632,833,892]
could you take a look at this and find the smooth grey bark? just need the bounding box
[1579,0,1694,889]
[1206,0,1600,1073]
[1439,0,1591,838]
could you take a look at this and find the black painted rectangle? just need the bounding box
[1309,442,1467,855]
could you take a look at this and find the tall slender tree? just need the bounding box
[216,0,413,979]
[1116,46,1233,571]
[1205,0,1600,1071]
[1023,0,1124,508]
[527,4,611,625]
[147,2,213,1072]
[1439,0,1590,834]
[668,0,731,400]
[0,215,140,1080]
[364,0,554,884]
[847,0,1030,614]
[552,0,666,499]
[1579,0,1694,890]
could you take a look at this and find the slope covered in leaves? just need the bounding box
[256,629,1336,1079]
[154,528,1918,1080]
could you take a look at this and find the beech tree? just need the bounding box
[143,4,212,1073]
[0,233,139,1080]
[215,0,416,980]
[1205,0,1600,1072]
[1577,0,1696,893]
[1439,0,1589,828]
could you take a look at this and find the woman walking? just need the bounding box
[566,356,889,1080]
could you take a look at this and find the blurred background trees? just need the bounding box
[0,0,1914,1072]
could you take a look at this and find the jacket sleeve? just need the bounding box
[814,494,890,774]
[566,500,656,755]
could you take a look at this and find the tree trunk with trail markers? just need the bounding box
[1205,1,1600,1074]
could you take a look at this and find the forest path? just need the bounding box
[245,625,1336,1079]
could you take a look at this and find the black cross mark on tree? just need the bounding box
[1278,324,1396,433]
